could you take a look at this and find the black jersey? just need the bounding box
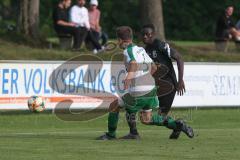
[53,6,69,30]
[216,13,235,38]
[145,39,178,88]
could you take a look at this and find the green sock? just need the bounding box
[107,112,119,137]
[151,113,164,126]
[151,114,177,130]
[165,117,177,130]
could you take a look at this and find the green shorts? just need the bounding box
[118,87,159,113]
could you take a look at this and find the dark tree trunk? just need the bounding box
[29,0,39,39]
[19,0,39,39]
[140,0,165,40]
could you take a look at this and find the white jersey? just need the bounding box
[69,5,90,29]
[123,44,155,96]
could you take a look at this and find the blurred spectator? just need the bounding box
[70,0,90,29]
[89,0,100,35]
[70,0,103,54]
[235,20,240,30]
[216,6,240,41]
[53,0,87,50]
[88,0,108,46]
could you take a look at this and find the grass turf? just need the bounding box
[0,108,239,160]
[1,38,240,62]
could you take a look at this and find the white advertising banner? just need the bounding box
[173,63,240,107]
[0,61,240,110]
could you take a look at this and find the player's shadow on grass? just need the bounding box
[0,133,94,140]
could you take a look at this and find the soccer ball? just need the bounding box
[27,96,45,113]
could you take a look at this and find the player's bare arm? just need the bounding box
[170,48,186,96]
[150,62,158,76]
[124,60,138,90]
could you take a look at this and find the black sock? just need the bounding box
[126,112,139,135]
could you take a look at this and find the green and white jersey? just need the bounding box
[123,44,156,96]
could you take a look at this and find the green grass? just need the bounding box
[1,38,240,62]
[0,39,116,61]
[173,41,213,46]
[171,41,240,62]
[0,108,239,160]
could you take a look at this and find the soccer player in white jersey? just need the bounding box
[97,26,194,140]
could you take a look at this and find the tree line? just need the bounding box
[1,0,240,41]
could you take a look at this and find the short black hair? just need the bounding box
[226,5,234,9]
[60,0,69,2]
[142,24,155,32]
[116,26,133,40]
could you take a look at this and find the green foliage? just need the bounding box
[38,0,240,40]
[163,0,240,40]
[0,0,18,30]
[99,0,140,37]
[39,0,59,37]
[2,0,240,40]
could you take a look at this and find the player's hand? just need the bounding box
[86,26,91,31]
[151,64,160,77]
[177,79,186,96]
[124,78,131,90]
[69,22,77,27]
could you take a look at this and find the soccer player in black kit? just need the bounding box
[120,24,193,140]
[142,24,186,113]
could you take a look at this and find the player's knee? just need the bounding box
[140,111,152,125]
[108,99,120,113]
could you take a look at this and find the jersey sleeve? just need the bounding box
[143,48,153,63]
[84,8,90,29]
[53,8,64,22]
[155,40,173,59]
[161,42,171,58]
[124,47,136,63]
[69,6,77,23]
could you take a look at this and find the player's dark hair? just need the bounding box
[142,24,155,32]
[116,26,133,40]
[226,5,234,9]
[60,0,69,2]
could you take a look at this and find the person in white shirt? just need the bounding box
[53,0,88,50]
[70,0,102,53]
[69,0,90,29]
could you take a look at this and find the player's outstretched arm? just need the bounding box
[170,48,186,96]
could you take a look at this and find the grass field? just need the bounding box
[1,38,240,62]
[0,108,239,160]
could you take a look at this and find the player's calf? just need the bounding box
[140,111,194,139]
[126,112,139,135]
[119,112,141,140]
[140,110,153,125]
[97,100,120,140]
